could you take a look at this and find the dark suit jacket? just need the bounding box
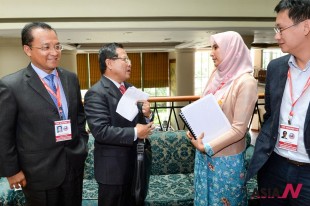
[246,54,310,181]
[0,64,88,190]
[84,75,147,185]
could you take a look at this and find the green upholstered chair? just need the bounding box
[145,130,195,206]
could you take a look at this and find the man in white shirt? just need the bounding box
[246,0,310,205]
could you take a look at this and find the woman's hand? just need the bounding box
[186,131,205,153]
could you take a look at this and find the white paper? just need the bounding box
[180,94,231,144]
[116,86,149,121]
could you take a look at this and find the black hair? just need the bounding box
[21,22,57,46]
[98,42,124,74]
[275,0,310,23]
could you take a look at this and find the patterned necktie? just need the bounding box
[119,84,126,94]
[45,74,57,106]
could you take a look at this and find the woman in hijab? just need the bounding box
[187,31,257,205]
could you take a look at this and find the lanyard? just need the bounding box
[40,72,65,119]
[287,69,310,124]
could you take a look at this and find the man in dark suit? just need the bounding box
[84,43,153,206]
[0,22,88,206]
[246,0,310,205]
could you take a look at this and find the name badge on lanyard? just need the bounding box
[55,120,72,142]
[278,124,299,152]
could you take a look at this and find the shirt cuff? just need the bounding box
[134,127,138,141]
[204,143,214,157]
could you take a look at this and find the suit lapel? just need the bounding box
[25,65,56,107]
[277,56,290,100]
[269,56,290,134]
[101,76,122,99]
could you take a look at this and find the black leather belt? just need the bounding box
[286,158,310,167]
[276,153,310,167]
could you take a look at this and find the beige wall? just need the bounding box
[0,38,29,77]
[176,48,195,96]
[59,50,77,73]
[0,38,78,78]
[253,49,263,69]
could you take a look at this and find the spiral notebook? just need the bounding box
[179,94,231,144]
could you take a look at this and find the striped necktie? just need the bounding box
[45,74,57,106]
[119,85,126,94]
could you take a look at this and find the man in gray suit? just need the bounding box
[0,22,88,206]
[84,43,153,206]
[246,0,310,205]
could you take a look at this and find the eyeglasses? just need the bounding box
[274,21,303,35]
[111,57,131,64]
[30,44,63,51]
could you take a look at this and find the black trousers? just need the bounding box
[258,152,310,206]
[98,183,135,206]
[22,169,84,206]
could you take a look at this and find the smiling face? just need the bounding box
[210,43,223,67]
[105,48,131,83]
[23,28,61,74]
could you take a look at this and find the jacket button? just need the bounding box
[266,152,271,156]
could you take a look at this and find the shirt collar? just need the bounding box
[104,75,124,88]
[31,63,57,79]
[288,55,310,72]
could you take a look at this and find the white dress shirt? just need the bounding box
[274,55,310,163]
[32,63,68,119]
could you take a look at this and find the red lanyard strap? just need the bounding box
[287,69,310,117]
[40,72,65,119]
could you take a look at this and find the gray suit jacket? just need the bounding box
[0,64,88,190]
[84,75,147,185]
[246,54,310,181]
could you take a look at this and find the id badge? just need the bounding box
[278,124,299,152]
[54,120,72,142]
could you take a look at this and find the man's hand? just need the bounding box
[7,170,27,190]
[137,100,152,118]
[136,122,154,139]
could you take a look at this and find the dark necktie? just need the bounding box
[119,85,126,94]
[45,74,57,106]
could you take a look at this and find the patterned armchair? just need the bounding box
[145,130,196,206]
[82,134,97,206]
[83,130,196,206]
[0,180,25,206]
